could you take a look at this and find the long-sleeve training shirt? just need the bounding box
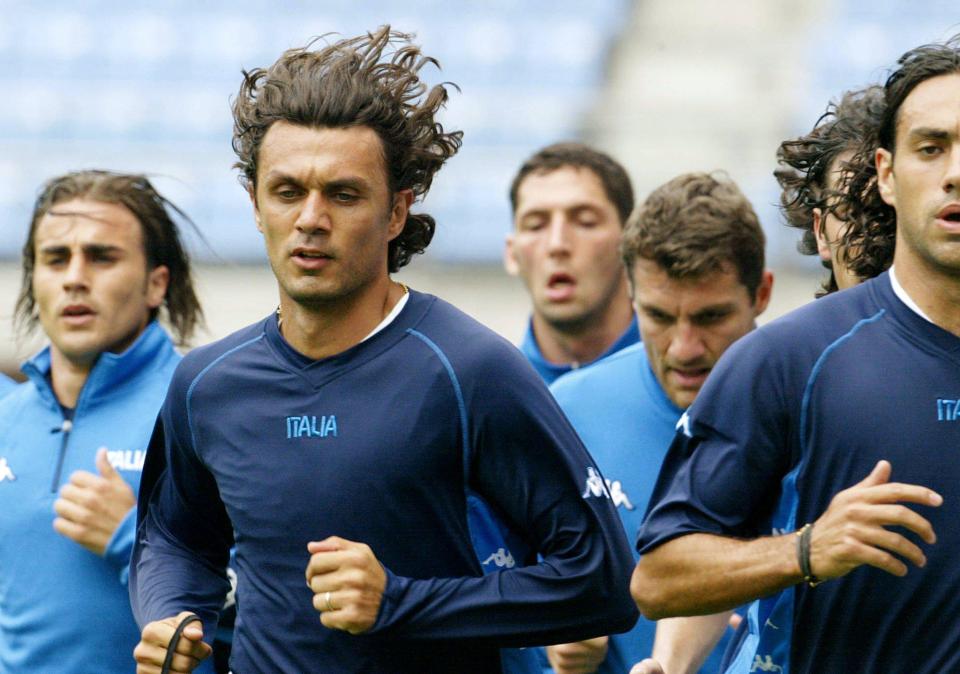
[132,290,638,673]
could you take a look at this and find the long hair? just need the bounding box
[775,86,885,295]
[231,27,463,273]
[16,170,203,346]
[843,34,960,280]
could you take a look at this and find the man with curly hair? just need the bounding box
[632,35,960,673]
[130,28,637,673]
[776,86,891,294]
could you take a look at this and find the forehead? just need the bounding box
[35,199,144,250]
[896,72,960,141]
[515,166,614,214]
[631,259,750,310]
[258,122,388,186]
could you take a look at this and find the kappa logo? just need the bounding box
[0,457,15,483]
[750,655,783,672]
[286,415,338,439]
[482,548,516,569]
[582,467,612,500]
[107,449,146,472]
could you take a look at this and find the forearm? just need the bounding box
[374,551,637,645]
[651,613,731,674]
[130,511,231,638]
[632,533,801,619]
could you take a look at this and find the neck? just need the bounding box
[49,350,95,409]
[279,278,405,360]
[893,251,960,337]
[531,300,634,367]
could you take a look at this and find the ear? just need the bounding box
[751,269,774,317]
[145,265,170,310]
[388,190,413,241]
[503,233,519,276]
[876,148,896,208]
[812,208,832,262]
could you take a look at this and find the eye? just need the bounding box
[643,308,673,325]
[274,185,303,200]
[692,310,731,326]
[519,216,546,232]
[43,255,68,267]
[332,191,359,204]
[918,144,943,157]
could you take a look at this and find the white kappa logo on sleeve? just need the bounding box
[0,457,15,483]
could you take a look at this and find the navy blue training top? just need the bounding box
[637,272,960,674]
[131,290,637,673]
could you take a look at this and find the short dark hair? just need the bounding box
[15,170,203,346]
[775,86,886,294]
[509,142,634,225]
[622,172,765,298]
[844,34,960,281]
[232,27,462,273]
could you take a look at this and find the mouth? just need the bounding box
[936,204,960,228]
[291,248,333,270]
[545,272,576,302]
[667,366,711,388]
[61,304,96,325]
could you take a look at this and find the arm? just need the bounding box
[649,613,732,674]
[308,343,637,645]
[129,387,233,640]
[545,637,609,674]
[633,460,940,619]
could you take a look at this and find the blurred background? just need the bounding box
[2,0,958,375]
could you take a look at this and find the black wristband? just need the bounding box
[795,523,822,587]
[162,613,203,674]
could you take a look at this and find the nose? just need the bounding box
[944,144,960,193]
[546,217,571,256]
[63,255,88,291]
[295,191,330,234]
[666,322,706,365]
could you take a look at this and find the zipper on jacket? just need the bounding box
[50,418,73,492]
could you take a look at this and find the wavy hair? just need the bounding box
[775,86,886,295]
[232,27,463,272]
[844,34,960,281]
[15,170,203,346]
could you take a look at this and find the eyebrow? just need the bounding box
[38,243,124,256]
[907,127,953,141]
[263,171,370,191]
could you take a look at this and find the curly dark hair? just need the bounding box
[15,170,203,346]
[509,142,634,225]
[231,26,463,273]
[844,34,960,281]
[775,86,886,295]
[621,172,765,298]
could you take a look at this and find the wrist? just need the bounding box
[795,524,823,587]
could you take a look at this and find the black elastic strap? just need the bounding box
[161,614,203,674]
[796,523,823,587]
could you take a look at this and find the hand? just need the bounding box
[630,659,666,674]
[53,447,135,555]
[809,460,941,580]
[546,636,609,674]
[305,536,387,634]
[133,611,211,673]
